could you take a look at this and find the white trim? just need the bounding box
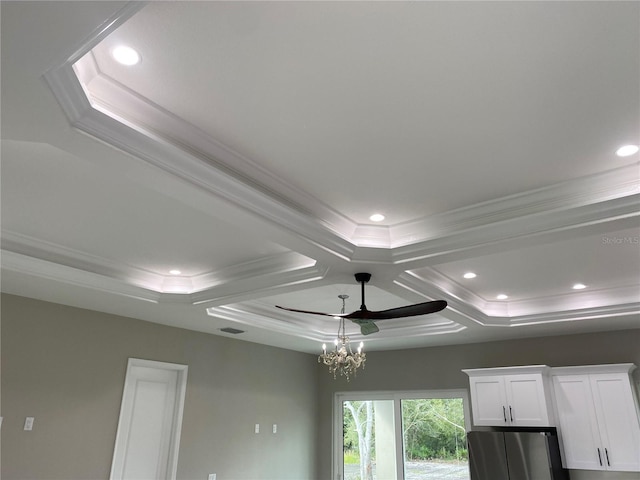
[550,363,636,376]
[0,250,161,304]
[0,237,322,301]
[462,365,550,377]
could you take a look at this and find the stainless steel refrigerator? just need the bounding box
[467,430,568,480]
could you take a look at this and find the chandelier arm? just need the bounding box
[317,294,366,381]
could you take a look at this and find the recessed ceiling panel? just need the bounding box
[89,1,640,225]
[430,227,640,303]
[1,140,289,277]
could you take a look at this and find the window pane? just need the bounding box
[343,400,397,480]
[401,398,470,480]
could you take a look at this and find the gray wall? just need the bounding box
[316,328,640,480]
[3,293,640,480]
[1,294,319,480]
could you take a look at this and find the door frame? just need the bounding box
[110,358,189,480]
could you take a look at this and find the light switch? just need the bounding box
[208,474,216,480]
[24,417,34,431]
[254,423,260,434]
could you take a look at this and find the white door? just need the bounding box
[110,359,188,480]
[505,374,550,426]
[590,373,640,471]
[469,376,508,426]
[552,374,603,470]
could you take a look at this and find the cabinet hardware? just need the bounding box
[605,448,610,466]
[509,406,513,422]
[503,406,507,422]
[597,448,602,466]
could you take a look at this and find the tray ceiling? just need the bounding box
[1,1,638,353]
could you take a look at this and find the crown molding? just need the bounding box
[391,163,640,247]
[190,263,330,306]
[390,191,640,265]
[1,250,161,303]
[75,53,360,240]
[208,302,467,343]
[393,268,640,328]
[43,1,146,120]
[1,230,165,290]
[397,269,496,310]
[550,363,636,376]
[46,51,360,263]
[206,304,329,342]
[188,252,315,292]
[506,303,640,327]
[47,68,359,263]
[1,231,326,302]
[504,285,640,317]
[370,317,467,338]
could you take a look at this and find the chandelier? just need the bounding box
[318,294,366,381]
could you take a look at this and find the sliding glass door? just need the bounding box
[335,391,471,480]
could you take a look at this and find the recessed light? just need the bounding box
[572,283,587,290]
[112,45,140,66]
[463,272,477,279]
[169,269,182,275]
[496,294,508,300]
[616,145,639,157]
[369,213,385,222]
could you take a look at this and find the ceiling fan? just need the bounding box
[276,273,447,335]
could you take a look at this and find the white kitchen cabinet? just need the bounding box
[463,365,554,427]
[552,364,640,472]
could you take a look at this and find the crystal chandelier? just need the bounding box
[318,294,366,381]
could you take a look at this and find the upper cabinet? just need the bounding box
[463,365,554,427]
[551,364,640,472]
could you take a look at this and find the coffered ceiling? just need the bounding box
[2,1,639,353]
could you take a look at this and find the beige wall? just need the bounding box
[3,293,640,480]
[315,328,640,480]
[1,294,320,480]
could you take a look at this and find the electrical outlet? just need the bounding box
[254,423,260,434]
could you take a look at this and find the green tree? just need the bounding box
[402,398,467,461]
[344,401,374,480]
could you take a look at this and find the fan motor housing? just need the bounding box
[354,272,371,283]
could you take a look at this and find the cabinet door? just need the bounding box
[552,375,603,470]
[505,374,551,426]
[469,376,508,426]
[590,374,640,472]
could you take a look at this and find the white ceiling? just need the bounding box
[2,1,639,354]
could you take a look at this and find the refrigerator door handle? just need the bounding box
[605,448,610,466]
[597,448,603,466]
